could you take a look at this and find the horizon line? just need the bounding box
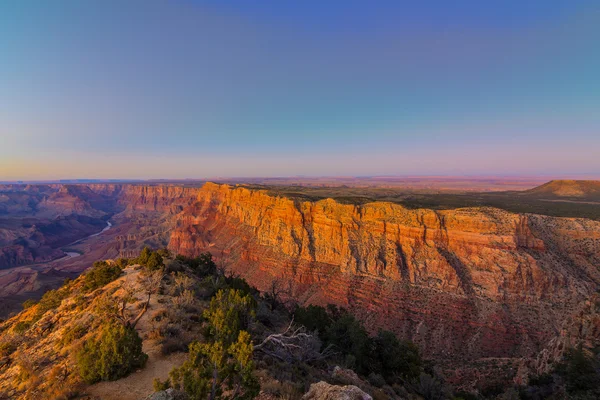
[2,174,600,185]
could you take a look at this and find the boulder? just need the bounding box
[302,381,372,400]
[331,366,365,387]
[146,388,186,400]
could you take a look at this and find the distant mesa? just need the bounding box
[525,180,600,199]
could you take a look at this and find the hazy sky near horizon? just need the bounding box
[1,0,599,180]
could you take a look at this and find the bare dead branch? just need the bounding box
[254,318,335,363]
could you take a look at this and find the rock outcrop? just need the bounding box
[302,382,373,400]
[302,382,372,400]
[146,388,186,400]
[114,185,203,213]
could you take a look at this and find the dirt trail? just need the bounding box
[85,271,187,400]
[85,346,186,400]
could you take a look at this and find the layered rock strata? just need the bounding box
[166,183,600,383]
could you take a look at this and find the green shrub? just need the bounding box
[556,346,600,394]
[22,299,37,310]
[325,312,371,373]
[22,282,73,323]
[76,322,148,384]
[412,372,450,400]
[83,261,122,292]
[204,289,256,343]
[161,337,189,356]
[134,247,166,271]
[294,304,422,384]
[137,247,153,265]
[153,377,171,392]
[372,330,422,381]
[38,289,68,312]
[59,323,87,346]
[146,252,164,271]
[170,289,259,400]
[368,372,386,388]
[116,258,131,269]
[13,321,32,334]
[0,340,17,357]
[225,276,257,297]
[176,253,217,277]
[170,331,259,400]
[294,305,331,333]
[157,248,171,258]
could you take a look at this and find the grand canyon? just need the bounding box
[3,1,600,399]
[1,180,599,398]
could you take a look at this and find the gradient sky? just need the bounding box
[1,0,599,180]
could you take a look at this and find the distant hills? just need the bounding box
[525,180,600,200]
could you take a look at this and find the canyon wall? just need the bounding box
[0,184,203,268]
[167,183,600,385]
[85,184,203,213]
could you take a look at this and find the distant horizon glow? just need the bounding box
[1,1,599,180]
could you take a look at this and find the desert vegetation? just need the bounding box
[76,321,148,384]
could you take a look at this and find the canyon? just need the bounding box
[1,181,599,388]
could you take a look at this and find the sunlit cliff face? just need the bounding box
[164,183,600,379]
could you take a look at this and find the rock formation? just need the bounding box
[302,382,373,400]
[165,183,600,386]
[1,181,600,387]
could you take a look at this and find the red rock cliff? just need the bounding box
[167,183,600,385]
[85,184,203,213]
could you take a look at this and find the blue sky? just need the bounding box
[1,0,599,179]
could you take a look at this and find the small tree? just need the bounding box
[170,289,259,400]
[146,252,164,271]
[84,261,122,292]
[373,330,422,381]
[22,299,37,310]
[557,345,600,394]
[177,252,217,276]
[254,319,333,364]
[116,258,131,269]
[263,279,289,311]
[324,312,371,373]
[76,322,147,383]
[95,271,163,328]
[228,331,260,399]
[137,247,152,265]
[294,305,331,334]
[204,289,256,344]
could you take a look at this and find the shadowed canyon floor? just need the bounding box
[1,181,599,388]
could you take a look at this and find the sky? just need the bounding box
[1,0,599,180]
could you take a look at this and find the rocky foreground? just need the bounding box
[0,255,427,400]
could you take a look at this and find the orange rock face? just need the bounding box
[166,183,600,385]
